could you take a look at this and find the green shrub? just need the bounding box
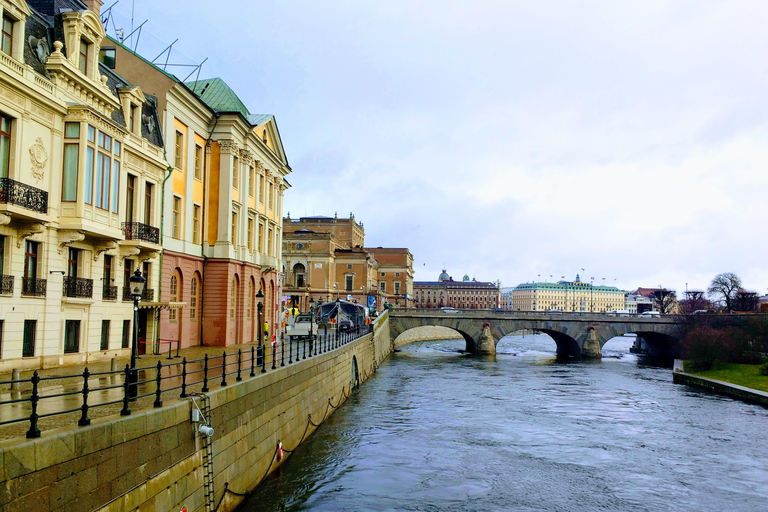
[760,362,768,376]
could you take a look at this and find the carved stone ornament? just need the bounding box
[29,138,48,180]
[219,140,239,155]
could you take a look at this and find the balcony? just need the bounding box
[122,287,154,302]
[122,222,160,244]
[102,284,118,300]
[0,275,12,295]
[21,277,46,297]
[63,276,93,299]
[0,178,48,215]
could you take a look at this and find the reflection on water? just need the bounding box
[241,333,768,512]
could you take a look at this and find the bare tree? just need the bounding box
[647,288,677,314]
[733,290,759,312]
[678,290,712,314]
[707,273,742,312]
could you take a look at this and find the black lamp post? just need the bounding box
[128,268,146,399]
[256,288,264,370]
[309,297,315,356]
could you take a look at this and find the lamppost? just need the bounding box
[309,297,315,355]
[334,282,339,301]
[255,288,264,371]
[128,268,146,400]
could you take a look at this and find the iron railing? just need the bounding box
[20,277,46,297]
[102,285,118,300]
[0,274,12,295]
[122,222,160,244]
[0,177,48,214]
[0,323,374,438]
[63,276,93,299]
[122,287,154,302]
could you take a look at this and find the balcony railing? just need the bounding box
[63,276,93,299]
[102,284,118,300]
[122,222,160,244]
[0,178,48,214]
[0,274,13,295]
[21,277,46,297]
[122,287,154,302]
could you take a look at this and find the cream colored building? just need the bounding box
[512,275,625,312]
[0,0,167,370]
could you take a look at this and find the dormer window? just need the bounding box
[130,105,138,133]
[78,39,89,74]
[1,16,13,56]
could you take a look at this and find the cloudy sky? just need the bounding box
[106,1,768,295]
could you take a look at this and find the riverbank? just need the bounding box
[673,359,768,407]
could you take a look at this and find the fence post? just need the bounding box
[180,357,188,398]
[120,365,132,416]
[250,346,256,377]
[272,341,277,370]
[281,337,285,367]
[202,354,209,392]
[25,371,41,438]
[221,351,227,386]
[289,334,293,364]
[154,361,163,408]
[236,349,243,382]
[78,367,91,426]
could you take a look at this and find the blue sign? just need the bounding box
[367,295,376,307]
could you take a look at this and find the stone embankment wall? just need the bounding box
[673,362,768,408]
[0,313,392,512]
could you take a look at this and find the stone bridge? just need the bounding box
[389,309,682,358]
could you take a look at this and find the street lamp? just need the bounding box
[309,297,315,355]
[255,288,265,371]
[128,268,146,399]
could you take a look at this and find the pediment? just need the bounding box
[1,0,32,19]
[250,115,288,166]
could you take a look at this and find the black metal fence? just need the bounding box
[122,222,160,244]
[0,324,374,439]
[21,277,46,297]
[0,274,12,295]
[0,177,48,214]
[63,276,93,299]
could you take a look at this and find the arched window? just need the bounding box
[293,263,306,287]
[169,274,179,321]
[190,274,198,321]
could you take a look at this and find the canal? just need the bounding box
[240,334,768,511]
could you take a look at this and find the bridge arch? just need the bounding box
[394,325,476,352]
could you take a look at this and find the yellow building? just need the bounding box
[512,275,625,312]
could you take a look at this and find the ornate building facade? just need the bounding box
[511,275,625,312]
[413,270,501,309]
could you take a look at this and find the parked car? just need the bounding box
[440,307,459,313]
[548,309,563,315]
[692,310,709,315]
[606,310,630,317]
[640,310,660,317]
[286,314,313,340]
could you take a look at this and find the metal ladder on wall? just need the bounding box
[199,394,215,512]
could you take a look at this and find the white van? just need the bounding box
[640,310,660,317]
[606,310,630,317]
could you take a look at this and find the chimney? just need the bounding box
[82,0,103,17]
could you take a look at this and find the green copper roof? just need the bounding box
[185,78,250,117]
[514,281,623,293]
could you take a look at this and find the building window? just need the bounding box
[62,123,80,201]
[100,320,110,350]
[231,211,238,245]
[248,166,254,196]
[83,127,121,212]
[230,279,236,320]
[247,281,252,320]
[193,205,201,244]
[194,144,202,180]
[169,274,178,321]
[345,275,353,291]
[122,319,130,349]
[129,104,137,133]
[64,320,80,354]
[395,282,401,295]
[190,275,198,321]
[144,182,153,225]
[396,272,400,277]
[174,131,183,169]
[380,281,386,292]
[1,16,13,56]
[258,223,264,253]
[268,182,274,209]
[247,218,253,251]
[125,175,135,223]
[78,39,89,75]
[172,196,181,238]
[380,272,385,277]
[259,174,265,203]
[347,264,352,269]
[0,114,11,180]
[24,240,38,283]
[232,156,239,189]
[23,320,36,357]
[267,228,273,256]
[262,129,267,144]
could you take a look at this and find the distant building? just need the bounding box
[500,287,515,311]
[625,293,653,314]
[281,213,413,312]
[511,275,624,312]
[633,287,679,314]
[413,270,500,309]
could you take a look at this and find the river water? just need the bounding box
[240,334,768,512]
